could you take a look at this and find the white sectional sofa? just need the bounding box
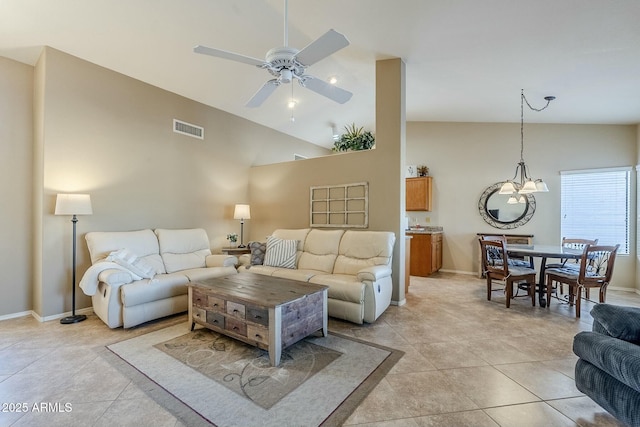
[240,228,395,324]
[80,228,237,328]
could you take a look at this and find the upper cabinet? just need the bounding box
[406,177,432,211]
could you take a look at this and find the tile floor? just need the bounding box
[1,273,638,427]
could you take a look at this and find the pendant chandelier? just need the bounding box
[499,89,556,202]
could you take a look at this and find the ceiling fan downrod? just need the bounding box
[283,0,289,47]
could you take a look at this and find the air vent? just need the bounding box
[173,119,204,140]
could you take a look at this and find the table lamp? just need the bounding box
[55,193,93,324]
[233,204,251,248]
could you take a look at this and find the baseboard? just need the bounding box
[0,310,33,322]
[390,298,406,307]
[608,286,640,294]
[35,307,94,322]
[0,307,94,323]
[439,269,477,276]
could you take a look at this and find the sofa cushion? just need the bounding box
[271,268,323,282]
[244,265,280,276]
[298,229,345,273]
[591,304,640,344]
[309,273,365,304]
[573,331,640,393]
[334,231,394,275]
[120,273,189,307]
[264,236,297,269]
[155,228,212,273]
[180,267,237,282]
[85,229,166,274]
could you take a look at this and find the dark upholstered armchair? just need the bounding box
[573,304,640,427]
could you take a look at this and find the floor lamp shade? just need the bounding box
[55,193,93,324]
[55,194,93,215]
[233,204,251,248]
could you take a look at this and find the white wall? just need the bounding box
[407,122,637,291]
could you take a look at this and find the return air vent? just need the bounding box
[173,119,204,140]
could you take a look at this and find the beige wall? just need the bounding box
[0,57,33,316]
[1,48,329,318]
[407,122,638,291]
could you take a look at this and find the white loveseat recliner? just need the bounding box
[81,228,237,328]
[240,228,395,324]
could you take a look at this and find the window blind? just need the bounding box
[560,168,630,255]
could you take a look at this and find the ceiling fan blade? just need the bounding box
[295,29,350,66]
[300,76,352,104]
[245,79,280,108]
[193,45,266,67]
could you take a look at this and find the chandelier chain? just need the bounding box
[520,89,554,163]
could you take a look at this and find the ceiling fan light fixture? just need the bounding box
[280,68,293,84]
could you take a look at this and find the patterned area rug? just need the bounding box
[154,328,342,409]
[105,323,403,427]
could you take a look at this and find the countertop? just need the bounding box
[405,226,443,234]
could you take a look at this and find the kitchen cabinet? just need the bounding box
[406,177,432,211]
[407,232,443,277]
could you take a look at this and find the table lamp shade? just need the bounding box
[55,194,93,215]
[233,204,251,220]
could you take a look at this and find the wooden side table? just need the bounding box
[221,247,251,256]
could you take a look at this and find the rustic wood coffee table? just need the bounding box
[187,272,328,366]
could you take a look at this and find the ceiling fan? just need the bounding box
[193,0,352,108]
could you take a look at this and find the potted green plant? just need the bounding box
[332,123,375,152]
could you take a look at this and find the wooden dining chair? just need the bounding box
[545,244,619,317]
[480,235,531,268]
[479,239,537,308]
[546,238,598,296]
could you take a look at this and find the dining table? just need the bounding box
[506,244,584,307]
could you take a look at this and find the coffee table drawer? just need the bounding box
[208,296,225,312]
[246,306,269,326]
[226,317,247,336]
[226,301,246,318]
[192,290,208,307]
[193,307,206,323]
[247,324,269,345]
[206,311,225,328]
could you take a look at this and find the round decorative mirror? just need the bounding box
[478,182,536,229]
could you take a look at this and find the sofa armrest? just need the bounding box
[98,269,134,286]
[357,265,392,282]
[206,254,238,268]
[591,304,640,344]
[237,253,251,267]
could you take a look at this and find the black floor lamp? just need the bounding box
[55,193,93,324]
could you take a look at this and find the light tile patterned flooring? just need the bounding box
[1,273,638,427]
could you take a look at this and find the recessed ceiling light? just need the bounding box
[288,99,297,109]
[328,76,338,85]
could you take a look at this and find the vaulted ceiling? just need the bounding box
[2,0,639,148]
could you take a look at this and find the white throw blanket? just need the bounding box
[79,261,140,296]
